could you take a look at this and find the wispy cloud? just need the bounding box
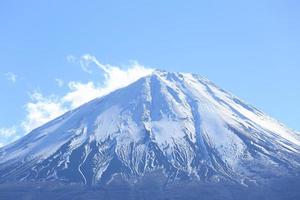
[5,72,17,83]
[66,54,76,63]
[0,127,19,147]
[79,54,95,74]
[80,54,110,74]
[55,78,64,87]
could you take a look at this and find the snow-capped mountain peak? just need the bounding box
[1,70,300,185]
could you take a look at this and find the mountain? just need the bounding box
[1,70,300,199]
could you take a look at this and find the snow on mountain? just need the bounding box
[0,70,300,186]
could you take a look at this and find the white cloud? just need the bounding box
[63,54,153,109]
[18,55,154,134]
[0,127,19,147]
[0,127,17,137]
[55,78,64,87]
[21,92,67,133]
[62,81,102,108]
[78,54,153,98]
[5,72,17,83]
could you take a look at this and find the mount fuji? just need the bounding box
[1,70,300,199]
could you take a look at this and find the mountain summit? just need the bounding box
[1,70,300,188]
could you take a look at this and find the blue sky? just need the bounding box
[0,0,299,146]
